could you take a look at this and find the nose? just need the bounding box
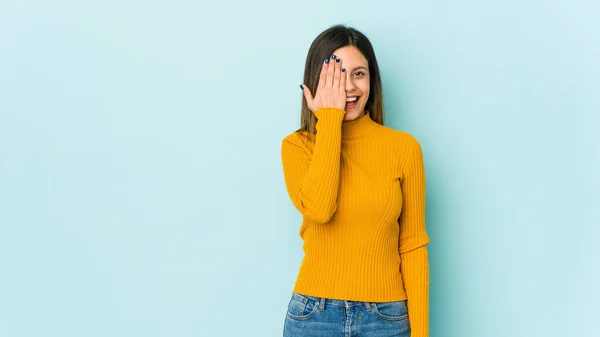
[345,73,356,92]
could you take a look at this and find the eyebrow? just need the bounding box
[350,66,368,72]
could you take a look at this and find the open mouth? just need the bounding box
[345,96,360,109]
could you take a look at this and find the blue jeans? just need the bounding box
[283,291,411,337]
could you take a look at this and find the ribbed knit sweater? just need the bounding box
[281,107,431,336]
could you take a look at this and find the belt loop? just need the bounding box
[319,297,325,311]
[365,302,373,311]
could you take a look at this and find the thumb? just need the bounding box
[300,84,314,109]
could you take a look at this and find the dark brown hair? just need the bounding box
[298,24,384,134]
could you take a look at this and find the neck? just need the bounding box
[341,110,378,139]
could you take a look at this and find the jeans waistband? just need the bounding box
[293,292,378,311]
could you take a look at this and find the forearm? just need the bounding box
[281,107,345,223]
[400,245,429,337]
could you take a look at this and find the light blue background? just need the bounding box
[1,0,598,336]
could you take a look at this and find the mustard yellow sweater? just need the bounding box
[281,107,431,336]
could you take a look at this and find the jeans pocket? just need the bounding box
[286,292,319,321]
[372,300,409,321]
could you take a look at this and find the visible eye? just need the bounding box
[354,71,366,76]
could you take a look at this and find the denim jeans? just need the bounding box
[283,291,411,337]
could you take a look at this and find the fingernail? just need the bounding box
[336,58,340,63]
[325,58,330,64]
[342,68,346,72]
[331,55,336,59]
[299,84,303,90]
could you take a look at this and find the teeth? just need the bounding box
[346,97,358,102]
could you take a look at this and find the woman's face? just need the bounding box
[331,45,370,121]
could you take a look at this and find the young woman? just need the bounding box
[281,25,431,337]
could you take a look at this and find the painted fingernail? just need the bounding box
[342,68,346,72]
[336,58,340,63]
[331,55,336,59]
[300,84,303,90]
[325,58,330,64]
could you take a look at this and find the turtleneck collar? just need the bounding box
[342,110,378,139]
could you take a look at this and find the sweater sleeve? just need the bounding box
[401,245,430,337]
[398,137,431,337]
[280,107,346,224]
